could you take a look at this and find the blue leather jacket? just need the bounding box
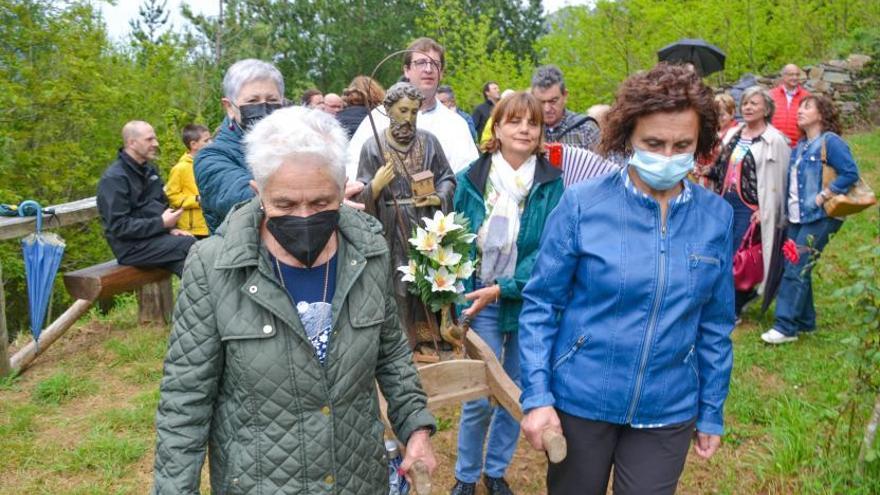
[787,132,859,224]
[519,169,735,435]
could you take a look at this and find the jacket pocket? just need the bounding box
[552,333,591,371]
[686,244,721,303]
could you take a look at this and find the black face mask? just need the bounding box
[266,209,340,268]
[239,102,283,131]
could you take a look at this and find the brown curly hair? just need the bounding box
[598,63,718,161]
[799,95,842,136]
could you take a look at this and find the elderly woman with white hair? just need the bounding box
[708,85,790,321]
[194,58,286,233]
[153,107,437,494]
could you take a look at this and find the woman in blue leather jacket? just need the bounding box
[518,63,735,495]
[761,95,860,344]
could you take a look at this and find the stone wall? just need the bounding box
[725,53,877,126]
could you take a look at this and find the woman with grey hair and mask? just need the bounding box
[708,85,790,322]
[194,58,286,233]
[153,106,437,494]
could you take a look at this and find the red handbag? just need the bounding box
[733,220,763,291]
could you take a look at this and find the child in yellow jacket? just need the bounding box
[166,124,211,237]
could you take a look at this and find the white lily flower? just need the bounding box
[397,260,417,282]
[409,227,439,253]
[431,245,462,267]
[454,260,475,279]
[455,281,465,294]
[423,211,462,238]
[426,267,457,292]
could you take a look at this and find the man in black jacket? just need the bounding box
[471,81,499,137]
[97,121,196,276]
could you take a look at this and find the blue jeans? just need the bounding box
[724,191,758,315]
[454,300,521,482]
[773,217,843,336]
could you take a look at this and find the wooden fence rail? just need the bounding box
[0,197,97,241]
[0,197,101,376]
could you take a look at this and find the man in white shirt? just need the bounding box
[345,37,479,180]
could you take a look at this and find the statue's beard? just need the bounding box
[389,121,415,145]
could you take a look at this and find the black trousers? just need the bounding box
[548,411,695,495]
[117,234,197,277]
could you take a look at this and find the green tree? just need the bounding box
[0,0,216,336]
[538,0,880,110]
[129,0,170,45]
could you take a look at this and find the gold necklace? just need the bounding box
[274,255,330,303]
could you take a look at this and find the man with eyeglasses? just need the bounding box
[770,63,811,147]
[345,37,479,180]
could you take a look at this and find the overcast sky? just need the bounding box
[97,0,591,41]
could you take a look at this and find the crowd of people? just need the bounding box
[92,35,867,495]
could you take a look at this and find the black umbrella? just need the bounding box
[657,38,726,76]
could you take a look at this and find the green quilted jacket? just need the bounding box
[152,198,435,494]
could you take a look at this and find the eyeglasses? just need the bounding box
[409,59,440,72]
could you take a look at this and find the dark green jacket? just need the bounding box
[152,198,435,494]
[454,153,564,333]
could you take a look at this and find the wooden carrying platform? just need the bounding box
[381,330,567,494]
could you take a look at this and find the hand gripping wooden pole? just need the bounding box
[408,460,431,495]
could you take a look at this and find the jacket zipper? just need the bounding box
[689,254,720,267]
[552,334,589,371]
[625,206,671,424]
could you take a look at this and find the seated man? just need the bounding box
[97,121,196,276]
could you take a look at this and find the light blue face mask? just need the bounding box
[628,146,695,191]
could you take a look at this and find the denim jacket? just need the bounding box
[519,169,735,435]
[787,132,860,224]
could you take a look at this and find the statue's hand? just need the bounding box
[371,163,395,198]
[413,194,441,208]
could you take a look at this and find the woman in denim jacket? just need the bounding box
[518,64,735,495]
[761,95,860,344]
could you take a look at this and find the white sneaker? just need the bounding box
[761,328,798,345]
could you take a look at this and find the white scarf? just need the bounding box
[477,152,536,283]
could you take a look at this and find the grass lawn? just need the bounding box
[1,130,879,494]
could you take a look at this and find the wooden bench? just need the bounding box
[63,260,173,324]
[8,261,174,374]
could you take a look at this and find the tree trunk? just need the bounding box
[0,263,11,377]
[858,391,880,475]
[137,279,173,325]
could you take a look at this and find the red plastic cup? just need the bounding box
[546,142,562,168]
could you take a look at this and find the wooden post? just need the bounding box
[138,278,173,325]
[0,263,11,377]
[10,298,93,374]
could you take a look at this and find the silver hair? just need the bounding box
[383,82,424,111]
[244,107,348,193]
[531,65,566,92]
[222,59,285,103]
[741,85,776,122]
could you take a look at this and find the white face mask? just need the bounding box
[628,146,695,190]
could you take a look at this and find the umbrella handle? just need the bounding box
[18,200,43,233]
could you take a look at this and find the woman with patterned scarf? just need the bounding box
[450,92,564,495]
[707,85,790,322]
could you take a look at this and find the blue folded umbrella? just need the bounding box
[18,200,65,349]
